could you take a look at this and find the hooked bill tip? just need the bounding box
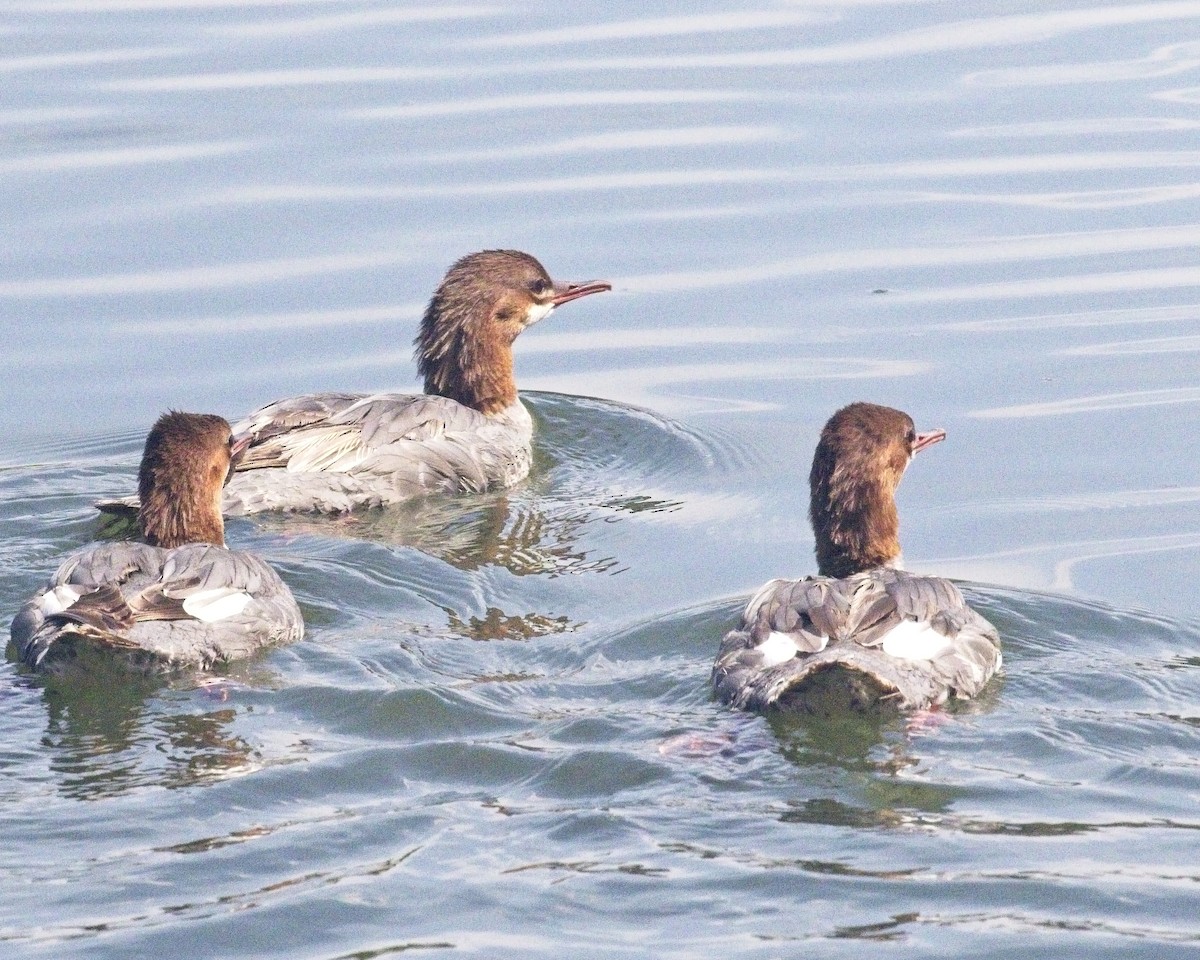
[912,428,946,454]
[551,280,612,306]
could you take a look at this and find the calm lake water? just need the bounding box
[3,1,1200,956]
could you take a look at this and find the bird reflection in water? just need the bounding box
[27,656,276,799]
[248,487,681,578]
[445,606,575,642]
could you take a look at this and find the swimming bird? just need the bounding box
[12,412,304,673]
[712,402,1001,712]
[215,249,609,514]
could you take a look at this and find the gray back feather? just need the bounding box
[713,568,1001,712]
[225,392,532,514]
[11,541,304,673]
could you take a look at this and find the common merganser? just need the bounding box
[12,412,303,673]
[712,402,1001,712]
[138,250,608,516]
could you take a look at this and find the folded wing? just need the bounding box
[12,542,303,672]
[224,392,529,513]
[713,568,1001,712]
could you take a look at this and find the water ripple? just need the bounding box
[524,359,931,414]
[0,106,114,126]
[974,387,1200,419]
[396,125,792,165]
[894,184,1200,210]
[936,303,1200,333]
[619,224,1200,293]
[0,46,186,73]
[350,89,781,121]
[964,39,1200,87]
[950,117,1200,137]
[105,64,470,91]
[1061,334,1200,356]
[124,153,1200,217]
[937,531,1200,592]
[1156,84,1200,102]
[966,486,1200,513]
[213,4,500,39]
[508,3,1200,70]
[9,0,347,11]
[901,265,1200,303]
[0,249,417,299]
[0,140,255,175]
[456,10,824,49]
[108,302,424,336]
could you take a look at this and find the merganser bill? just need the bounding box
[12,412,304,672]
[712,402,1001,712]
[182,249,606,515]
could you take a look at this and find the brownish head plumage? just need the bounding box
[414,249,610,416]
[809,402,944,578]
[138,412,235,549]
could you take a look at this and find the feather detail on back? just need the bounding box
[273,427,368,474]
[18,411,305,673]
[713,568,1001,712]
[218,391,533,514]
[11,541,303,673]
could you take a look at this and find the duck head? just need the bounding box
[808,402,945,579]
[138,412,242,549]
[415,249,611,415]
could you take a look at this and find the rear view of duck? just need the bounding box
[712,402,1000,712]
[12,413,303,673]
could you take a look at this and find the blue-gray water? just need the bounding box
[3,1,1200,956]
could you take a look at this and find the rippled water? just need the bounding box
[4,1,1200,957]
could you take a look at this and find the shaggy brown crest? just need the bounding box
[415,249,610,416]
[809,402,944,579]
[138,412,236,549]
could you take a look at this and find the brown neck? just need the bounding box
[416,299,518,416]
[421,333,517,415]
[810,467,901,579]
[139,468,225,549]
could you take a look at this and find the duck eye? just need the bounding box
[906,430,916,445]
[528,278,549,296]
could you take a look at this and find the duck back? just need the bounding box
[712,568,1001,712]
[224,391,534,514]
[12,541,303,673]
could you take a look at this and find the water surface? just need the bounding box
[3,1,1200,956]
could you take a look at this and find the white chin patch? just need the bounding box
[524,301,555,327]
[183,588,253,622]
[880,619,952,660]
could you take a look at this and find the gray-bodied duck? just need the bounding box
[712,402,1001,712]
[123,250,608,516]
[13,412,304,672]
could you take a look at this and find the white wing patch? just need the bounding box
[182,588,253,622]
[39,584,83,616]
[880,619,952,660]
[757,630,828,668]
